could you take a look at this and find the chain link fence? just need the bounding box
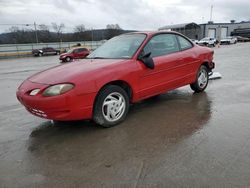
[0,41,105,59]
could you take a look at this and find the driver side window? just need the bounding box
[143,34,179,58]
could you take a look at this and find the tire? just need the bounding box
[190,65,209,93]
[93,85,129,128]
[38,53,42,57]
[66,57,71,62]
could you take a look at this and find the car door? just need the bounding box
[81,48,89,57]
[43,48,52,55]
[138,34,197,98]
[138,34,180,98]
[42,48,48,55]
[78,48,86,58]
[47,48,53,55]
[73,49,80,58]
[175,35,201,84]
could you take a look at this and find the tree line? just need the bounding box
[0,23,134,44]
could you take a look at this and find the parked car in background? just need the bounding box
[32,47,60,57]
[220,36,237,44]
[17,31,215,127]
[198,37,217,47]
[235,36,250,42]
[59,47,90,62]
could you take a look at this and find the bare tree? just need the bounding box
[74,24,85,33]
[114,24,121,30]
[106,24,122,30]
[38,24,52,42]
[9,26,19,33]
[39,24,49,31]
[51,22,65,41]
[73,24,87,41]
[106,24,123,39]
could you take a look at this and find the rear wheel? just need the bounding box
[190,65,209,93]
[93,85,129,128]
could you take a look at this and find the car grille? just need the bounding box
[27,107,47,118]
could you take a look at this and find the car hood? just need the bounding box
[28,59,126,85]
[32,49,41,52]
[60,53,68,57]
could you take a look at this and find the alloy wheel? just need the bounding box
[102,92,126,122]
[198,69,208,89]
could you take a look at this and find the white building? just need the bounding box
[159,21,250,40]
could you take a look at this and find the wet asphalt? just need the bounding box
[0,43,250,187]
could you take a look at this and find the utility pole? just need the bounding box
[209,4,213,22]
[34,22,38,43]
[91,28,94,50]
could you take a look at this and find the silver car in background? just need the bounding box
[220,36,237,44]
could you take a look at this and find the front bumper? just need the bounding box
[59,56,67,61]
[16,80,96,121]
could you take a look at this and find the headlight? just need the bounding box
[43,84,74,97]
[30,89,40,96]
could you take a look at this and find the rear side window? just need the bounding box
[177,35,193,50]
[143,34,179,57]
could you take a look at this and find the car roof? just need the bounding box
[71,47,88,50]
[124,31,182,37]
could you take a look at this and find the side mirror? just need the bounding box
[138,52,155,69]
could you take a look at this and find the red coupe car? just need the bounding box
[16,31,215,127]
[59,47,90,62]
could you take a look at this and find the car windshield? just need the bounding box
[88,34,146,59]
[67,49,74,53]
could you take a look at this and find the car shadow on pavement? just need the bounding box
[29,119,100,138]
[27,90,212,154]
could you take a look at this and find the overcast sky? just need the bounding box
[0,0,250,33]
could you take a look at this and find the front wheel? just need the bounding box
[190,65,209,93]
[93,85,129,128]
[65,57,71,62]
